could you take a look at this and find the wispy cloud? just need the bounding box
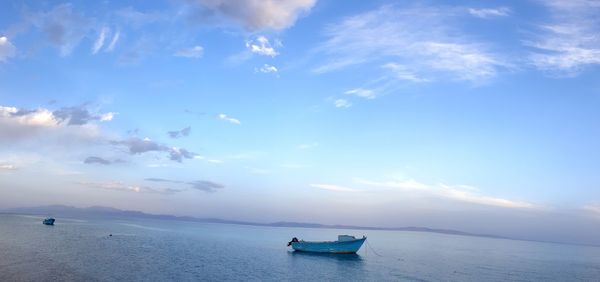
[92,27,109,54]
[310,183,359,192]
[382,63,428,82]
[145,178,224,193]
[345,88,376,99]
[357,178,538,209]
[334,99,351,108]
[297,142,318,150]
[526,1,600,74]
[583,203,600,215]
[175,46,204,58]
[468,7,511,18]
[218,113,241,124]
[0,163,17,171]
[28,3,91,57]
[106,30,120,52]
[80,181,180,194]
[0,36,16,62]
[314,5,508,83]
[83,156,125,165]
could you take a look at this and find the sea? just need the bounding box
[1,214,599,281]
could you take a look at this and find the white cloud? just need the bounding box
[0,105,111,144]
[345,88,376,99]
[314,5,507,82]
[190,0,316,31]
[527,0,600,73]
[175,45,204,58]
[0,106,59,128]
[248,167,271,174]
[99,112,115,121]
[246,36,279,57]
[583,203,600,215]
[310,183,359,192]
[106,30,120,52]
[0,163,17,170]
[382,63,428,82]
[80,181,179,194]
[281,163,309,169]
[256,64,278,73]
[334,99,351,108]
[0,36,16,62]
[92,27,109,54]
[297,142,318,150]
[468,7,511,18]
[218,113,241,124]
[355,178,430,191]
[358,178,538,209]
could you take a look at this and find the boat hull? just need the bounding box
[291,237,366,254]
[42,218,55,225]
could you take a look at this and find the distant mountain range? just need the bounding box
[2,205,509,240]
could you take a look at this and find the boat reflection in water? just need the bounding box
[288,250,363,261]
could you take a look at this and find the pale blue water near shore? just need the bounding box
[1,214,600,281]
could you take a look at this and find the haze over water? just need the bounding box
[1,214,599,281]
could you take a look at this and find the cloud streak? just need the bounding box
[175,46,204,58]
[145,178,224,193]
[468,7,510,18]
[314,5,508,83]
[218,113,241,124]
[310,183,359,192]
[83,156,124,165]
[357,178,538,209]
[0,163,17,171]
[526,1,600,74]
[81,181,180,195]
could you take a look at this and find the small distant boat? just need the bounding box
[42,218,55,225]
[287,235,366,254]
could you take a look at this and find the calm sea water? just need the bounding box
[1,214,599,281]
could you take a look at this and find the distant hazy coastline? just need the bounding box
[3,204,509,239]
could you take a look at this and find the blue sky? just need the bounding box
[1,0,600,244]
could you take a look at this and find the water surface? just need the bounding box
[1,214,599,281]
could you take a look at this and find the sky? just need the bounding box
[1,0,600,245]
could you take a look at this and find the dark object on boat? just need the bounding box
[287,237,299,246]
[43,218,55,225]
